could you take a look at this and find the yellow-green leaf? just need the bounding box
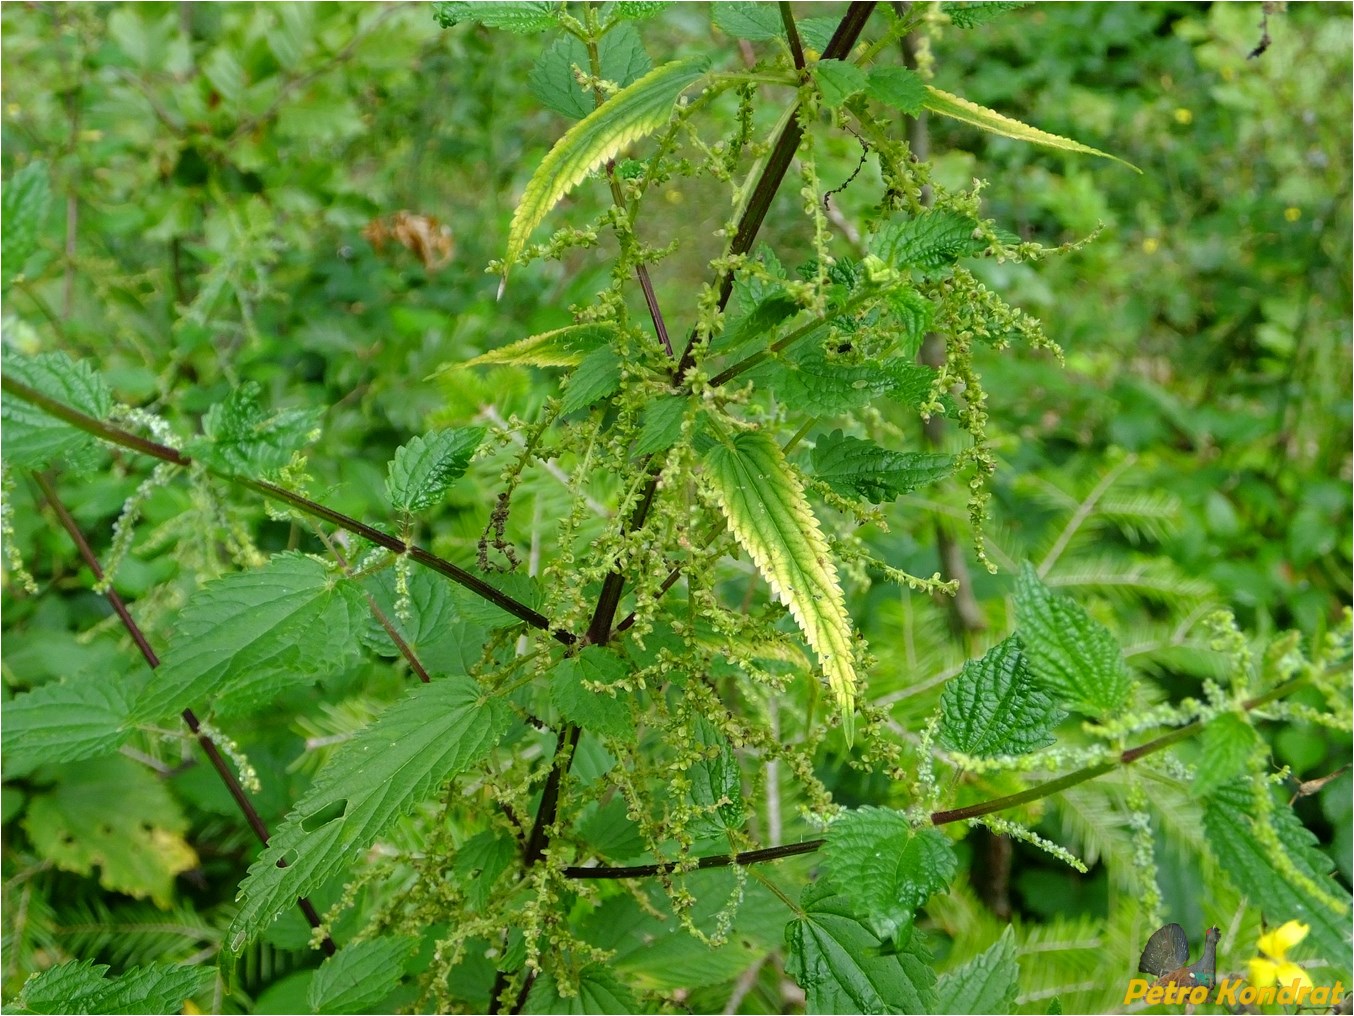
[504,57,709,275]
[922,85,1141,173]
[702,430,859,743]
[450,323,618,371]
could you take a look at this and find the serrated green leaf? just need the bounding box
[575,796,646,861]
[885,286,934,355]
[454,323,618,370]
[935,926,1020,1014]
[702,430,857,742]
[1,352,112,470]
[798,17,841,53]
[923,86,1140,172]
[23,757,197,909]
[11,959,214,1016]
[4,677,133,771]
[1013,562,1130,717]
[524,965,639,1014]
[866,66,926,116]
[551,647,634,739]
[634,395,688,456]
[689,715,745,834]
[822,807,957,944]
[711,290,801,355]
[187,381,323,477]
[712,2,783,41]
[1203,782,1351,969]
[939,635,1064,757]
[529,24,652,119]
[561,345,623,414]
[308,938,415,1015]
[870,209,986,272]
[2,160,52,294]
[359,568,483,678]
[451,830,518,909]
[505,57,709,273]
[433,1,562,32]
[812,430,954,503]
[450,571,546,629]
[786,881,938,1014]
[756,349,936,417]
[814,59,868,108]
[611,1,672,21]
[944,2,1031,29]
[227,676,510,955]
[386,427,485,513]
[131,553,367,723]
[1192,712,1258,798]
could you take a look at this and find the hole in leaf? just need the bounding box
[301,799,347,832]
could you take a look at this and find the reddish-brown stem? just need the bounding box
[560,676,1309,880]
[30,472,337,956]
[1,374,571,644]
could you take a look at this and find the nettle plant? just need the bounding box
[2,3,1351,1014]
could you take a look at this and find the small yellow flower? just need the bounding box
[1248,920,1313,991]
[1142,237,1160,254]
[1173,107,1193,125]
[1284,206,1301,222]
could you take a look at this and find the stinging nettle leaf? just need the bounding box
[786,880,939,1013]
[189,380,323,477]
[944,1,1031,29]
[611,1,672,21]
[689,715,746,834]
[453,323,618,371]
[4,677,133,772]
[866,66,926,116]
[551,646,634,740]
[821,807,958,944]
[634,394,688,456]
[2,159,52,294]
[813,59,869,109]
[1191,711,1258,798]
[712,2,784,41]
[923,85,1141,172]
[560,344,623,415]
[756,348,937,418]
[23,756,198,909]
[226,676,511,955]
[524,965,639,1015]
[870,209,987,272]
[939,634,1064,757]
[812,430,955,503]
[529,24,652,120]
[935,926,1020,1015]
[433,1,562,32]
[504,57,710,275]
[1203,781,1351,968]
[132,553,367,723]
[711,289,801,355]
[702,430,859,743]
[1013,562,1131,717]
[12,959,215,1016]
[1,351,112,470]
[308,937,415,1015]
[386,426,485,513]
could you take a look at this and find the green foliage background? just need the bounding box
[1,3,1349,1013]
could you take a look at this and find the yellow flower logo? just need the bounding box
[1247,920,1313,991]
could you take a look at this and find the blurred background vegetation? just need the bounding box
[2,3,1349,1011]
